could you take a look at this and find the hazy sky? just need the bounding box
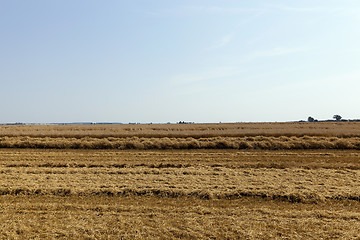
[1,0,359,123]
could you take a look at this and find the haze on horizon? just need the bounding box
[1,0,359,124]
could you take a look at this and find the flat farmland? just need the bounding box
[1,123,360,239]
[2,122,360,138]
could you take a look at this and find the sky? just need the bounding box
[1,0,360,123]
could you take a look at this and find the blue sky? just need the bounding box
[1,0,359,123]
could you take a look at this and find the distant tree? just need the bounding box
[308,116,315,122]
[333,115,342,121]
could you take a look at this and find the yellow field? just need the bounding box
[1,123,360,239]
[2,123,360,151]
[2,122,360,138]
[1,148,360,239]
[1,195,359,239]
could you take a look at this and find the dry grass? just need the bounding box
[1,135,360,150]
[1,196,359,239]
[1,122,360,138]
[1,122,360,151]
[1,149,360,202]
[2,122,360,238]
[1,149,360,239]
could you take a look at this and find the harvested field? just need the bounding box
[1,149,360,201]
[1,196,360,239]
[1,123,360,239]
[2,123,360,151]
[2,122,360,138]
[1,135,360,150]
[1,148,360,239]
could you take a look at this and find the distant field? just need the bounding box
[1,122,360,150]
[1,123,360,239]
[2,122,360,138]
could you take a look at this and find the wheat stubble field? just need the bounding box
[1,122,360,239]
